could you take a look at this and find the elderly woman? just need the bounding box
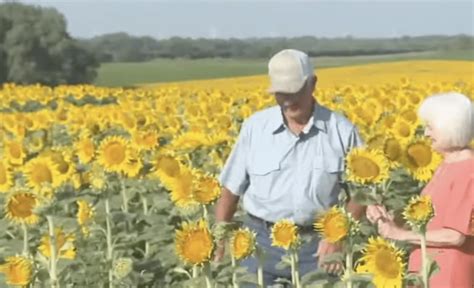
[367,92,473,288]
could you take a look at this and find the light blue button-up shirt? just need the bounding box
[219,102,363,226]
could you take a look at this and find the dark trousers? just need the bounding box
[239,215,320,287]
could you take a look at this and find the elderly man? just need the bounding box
[215,49,364,286]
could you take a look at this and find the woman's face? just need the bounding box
[424,122,444,152]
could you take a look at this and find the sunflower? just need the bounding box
[170,131,211,150]
[0,256,33,286]
[175,219,214,266]
[167,166,197,208]
[356,237,405,288]
[345,148,390,184]
[133,130,159,150]
[390,118,416,145]
[230,228,256,260]
[123,149,142,178]
[38,227,76,259]
[403,195,434,231]
[23,157,62,191]
[25,133,46,154]
[402,138,442,182]
[193,174,221,205]
[153,154,181,187]
[5,192,39,225]
[85,163,107,191]
[0,160,13,192]
[4,140,26,166]
[271,219,299,250]
[75,137,95,164]
[383,137,403,168]
[41,149,74,181]
[399,109,419,125]
[77,200,95,237]
[366,134,386,150]
[314,206,350,243]
[112,257,133,279]
[97,135,131,173]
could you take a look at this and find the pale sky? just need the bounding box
[10,0,474,39]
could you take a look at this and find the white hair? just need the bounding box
[418,92,474,149]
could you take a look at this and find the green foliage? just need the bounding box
[0,2,98,85]
[81,33,474,62]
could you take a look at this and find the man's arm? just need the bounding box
[214,187,240,261]
[346,196,365,220]
[215,187,240,222]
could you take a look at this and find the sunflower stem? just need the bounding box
[293,250,301,288]
[22,223,28,256]
[420,233,429,288]
[46,215,59,288]
[345,249,353,288]
[105,197,114,288]
[231,255,239,288]
[256,247,264,288]
[141,195,149,216]
[204,262,212,288]
[142,195,150,258]
[120,179,128,213]
[202,204,208,221]
[192,265,199,278]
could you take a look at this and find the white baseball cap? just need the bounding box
[268,49,314,94]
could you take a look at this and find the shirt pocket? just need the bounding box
[311,155,345,208]
[247,159,281,199]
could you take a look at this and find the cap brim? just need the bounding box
[267,77,307,94]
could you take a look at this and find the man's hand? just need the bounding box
[213,240,225,262]
[315,240,343,275]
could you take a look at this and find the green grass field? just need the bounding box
[94,49,474,87]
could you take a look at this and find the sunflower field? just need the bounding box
[0,60,473,287]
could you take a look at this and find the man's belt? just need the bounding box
[247,213,314,233]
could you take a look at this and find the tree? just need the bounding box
[0,2,98,85]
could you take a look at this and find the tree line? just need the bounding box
[80,33,473,63]
[0,2,472,85]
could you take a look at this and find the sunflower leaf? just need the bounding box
[405,273,423,286]
[301,270,329,285]
[347,273,373,283]
[275,254,292,270]
[427,257,440,278]
[171,267,192,279]
[238,272,258,284]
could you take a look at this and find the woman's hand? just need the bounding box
[377,219,407,241]
[366,204,391,224]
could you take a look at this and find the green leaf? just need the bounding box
[405,273,422,286]
[171,267,192,279]
[301,270,330,285]
[347,273,373,283]
[427,257,440,278]
[275,254,292,270]
[238,272,258,284]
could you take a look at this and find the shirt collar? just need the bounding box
[271,102,327,134]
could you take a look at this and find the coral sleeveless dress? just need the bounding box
[409,158,474,288]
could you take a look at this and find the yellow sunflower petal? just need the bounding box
[175,219,214,266]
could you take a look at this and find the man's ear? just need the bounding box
[309,74,317,92]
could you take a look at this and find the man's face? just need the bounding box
[274,79,314,119]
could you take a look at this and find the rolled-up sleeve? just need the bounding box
[219,121,250,196]
[347,126,364,151]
